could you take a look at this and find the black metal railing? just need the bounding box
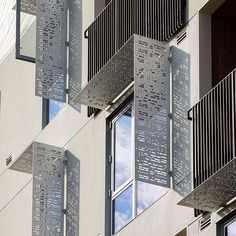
[87,0,186,116]
[191,69,236,191]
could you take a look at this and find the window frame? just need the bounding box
[110,101,136,234]
[105,96,168,235]
[217,210,236,236]
[42,98,49,129]
[105,95,133,236]
[15,0,36,63]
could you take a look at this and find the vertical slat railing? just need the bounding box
[192,70,236,216]
[192,70,236,190]
[87,0,185,116]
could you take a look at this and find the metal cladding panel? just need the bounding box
[32,142,65,236]
[171,46,191,197]
[35,0,67,102]
[72,36,134,110]
[9,143,33,174]
[68,0,82,111]
[134,35,170,187]
[66,152,80,236]
[178,158,236,212]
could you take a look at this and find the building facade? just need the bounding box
[0,0,236,235]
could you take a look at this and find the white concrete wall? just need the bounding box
[0,0,95,234]
[0,43,40,235]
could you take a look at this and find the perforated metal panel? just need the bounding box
[32,142,65,236]
[134,35,170,187]
[20,0,36,15]
[171,46,191,197]
[217,200,236,218]
[71,36,134,109]
[13,0,36,15]
[178,158,236,212]
[66,152,80,236]
[9,143,33,174]
[35,0,67,102]
[68,0,82,111]
[107,86,134,114]
[87,0,186,117]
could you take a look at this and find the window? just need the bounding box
[49,100,64,122]
[225,220,236,236]
[107,100,167,235]
[15,0,36,62]
[42,99,64,129]
[217,210,236,236]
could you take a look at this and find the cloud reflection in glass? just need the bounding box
[49,100,64,121]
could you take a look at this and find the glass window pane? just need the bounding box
[114,106,133,190]
[113,186,133,233]
[137,181,167,215]
[17,0,36,60]
[49,100,64,121]
[226,220,236,236]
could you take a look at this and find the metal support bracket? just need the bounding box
[187,109,193,121]
[65,88,69,94]
[62,209,67,214]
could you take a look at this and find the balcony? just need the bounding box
[83,0,186,116]
[179,69,236,212]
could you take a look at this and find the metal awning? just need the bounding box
[178,158,236,212]
[9,143,33,174]
[71,36,135,110]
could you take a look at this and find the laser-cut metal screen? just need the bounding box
[66,152,80,236]
[9,143,33,174]
[87,0,186,116]
[178,158,236,212]
[18,0,36,15]
[35,0,67,102]
[32,142,65,236]
[68,0,82,111]
[72,37,134,109]
[134,35,170,187]
[171,46,191,197]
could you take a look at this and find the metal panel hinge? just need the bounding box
[108,155,112,164]
[62,209,67,214]
[168,56,172,63]
[108,189,112,198]
[168,113,173,119]
[84,29,88,39]
[109,122,113,130]
[65,41,70,47]
[63,160,67,165]
[65,88,69,94]
[168,171,173,177]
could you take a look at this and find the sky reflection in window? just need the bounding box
[227,220,236,236]
[114,107,132,190]
[49,100,64,121]
[137,181,167,215]
[113,186,133,233]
